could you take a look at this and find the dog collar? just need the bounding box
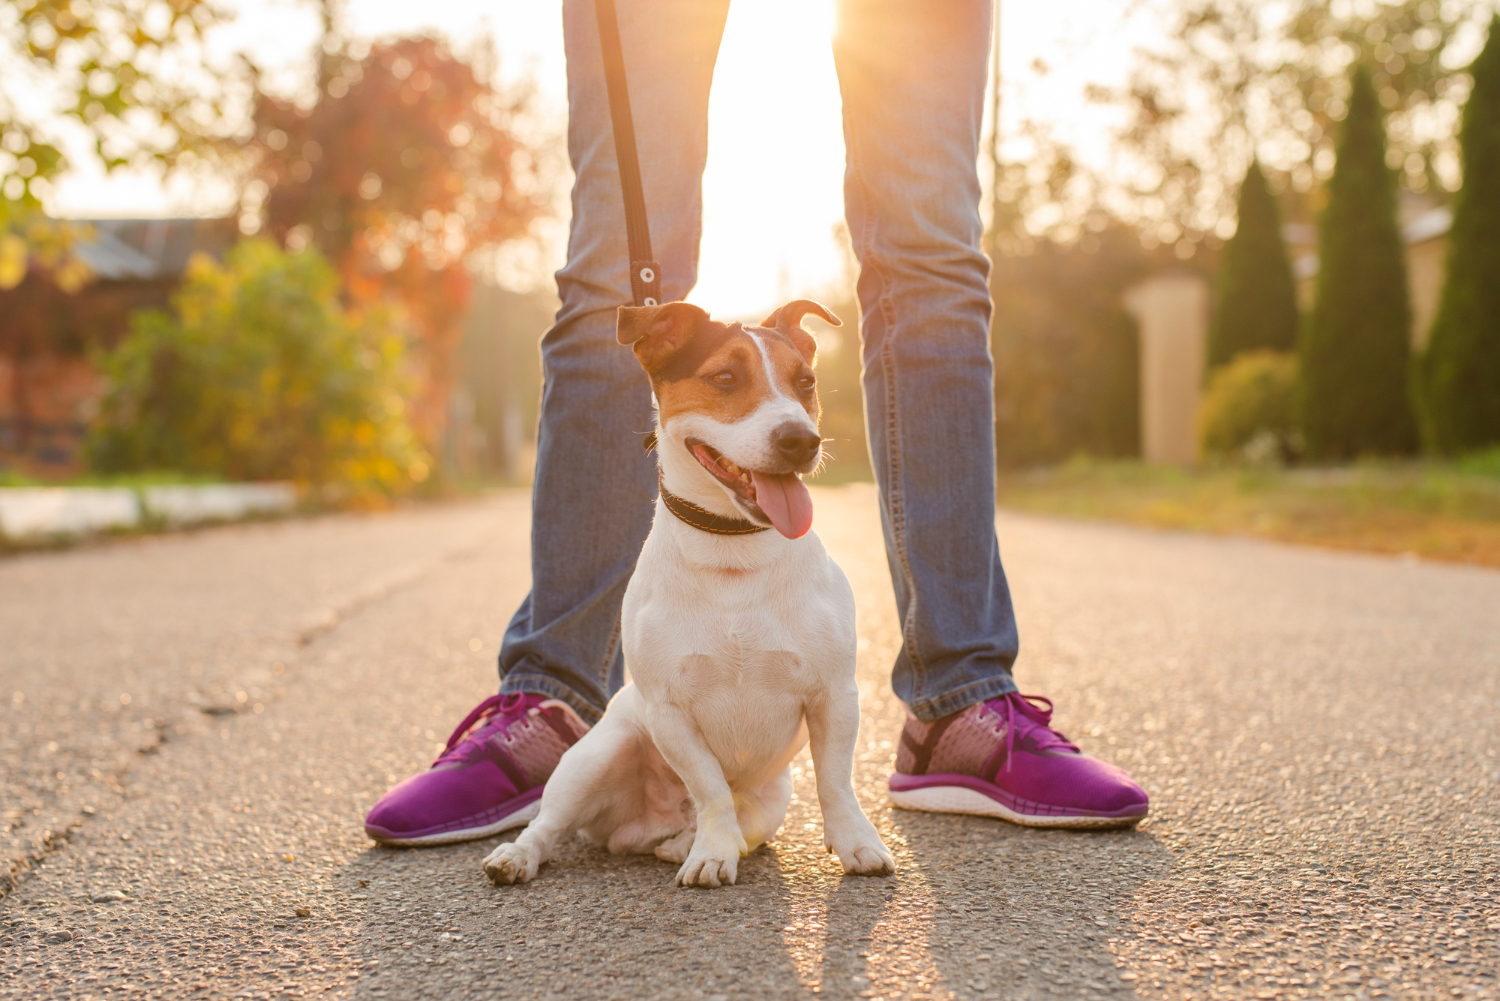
[658,478,769,536]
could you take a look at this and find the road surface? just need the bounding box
[2,487,1497,1000]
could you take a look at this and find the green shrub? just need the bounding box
[1200,350,1301,463]
[1299,66,1419,459]
[88,239,428,497]
[1417,16,1500,454]
[1208,160,1300,370]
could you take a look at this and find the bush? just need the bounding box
[1208,160,1300,370]
[1200,350,1301,463]
[88,240,429,498]
[1299,66,1419,459]
[1417,16,1500,455]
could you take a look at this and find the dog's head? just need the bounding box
[617,299,839,539]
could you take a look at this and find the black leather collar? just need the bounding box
[659,478,769,536]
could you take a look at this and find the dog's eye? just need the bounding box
[709,370,736,387]
[797,374,816,391]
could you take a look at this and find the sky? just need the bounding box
[47,0,1151,318]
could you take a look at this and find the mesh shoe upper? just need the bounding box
[895,692,1148,816]
[364,692,588,842]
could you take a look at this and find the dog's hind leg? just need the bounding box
[735,767,792,851]
[482,707,642,885]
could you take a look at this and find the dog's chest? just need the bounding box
[622,539,854,697]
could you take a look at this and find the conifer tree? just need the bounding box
[1208,160,1300,370]
[1418,16,1500,454]
[1300,66,1419,459]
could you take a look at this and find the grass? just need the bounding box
[997,452,1500,569]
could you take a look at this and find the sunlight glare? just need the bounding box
[692,0,846,320]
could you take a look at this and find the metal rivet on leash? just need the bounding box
[595,0,664,313]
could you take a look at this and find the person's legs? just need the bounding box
[365,0,730,845]
[833,0,1019,721]
[834,0,1147,826]
[498,0,732,724]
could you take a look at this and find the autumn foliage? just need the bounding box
[250,36,542,445]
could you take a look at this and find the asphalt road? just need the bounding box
[1,487,1497,1001]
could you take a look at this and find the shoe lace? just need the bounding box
[432,693,532,766]
[983,692,1080,771]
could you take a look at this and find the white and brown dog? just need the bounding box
[482,299,896,888]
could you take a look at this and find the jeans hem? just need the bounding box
[499,674,606,726]
[907,673,1017,724]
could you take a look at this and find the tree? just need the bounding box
[88,240,428,496]
[1418,16,1500,455]
[1100,0,1493,237]
[250,35,544,446]
[1208,160,1299,369]
[1300,66,1418,460]
[1,0,237,278]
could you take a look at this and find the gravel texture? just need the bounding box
[1,486,1496,1000]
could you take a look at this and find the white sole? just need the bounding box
[371,800,542,847]
[888,786,1145,830]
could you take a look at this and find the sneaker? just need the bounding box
[888,692,1148,829]
[364,692,589,846]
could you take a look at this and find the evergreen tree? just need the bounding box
[1208,160,1300,370]
[1418,16,1500,454]
[1300,66,1419,459]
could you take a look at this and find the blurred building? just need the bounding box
[0,218,237,472]
[1284,191,1454,349]
[444,284,554,483]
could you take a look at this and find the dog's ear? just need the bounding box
[617,302,711,371]
[760,299,840,365]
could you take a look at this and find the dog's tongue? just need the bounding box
[751,471,814,539]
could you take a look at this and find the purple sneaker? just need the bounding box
[888,692,1148,829]
[365,693,589,846]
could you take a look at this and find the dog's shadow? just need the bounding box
[335,826,870,1000]
[334,790,1173,1001]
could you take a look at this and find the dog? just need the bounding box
[481,299,896,888]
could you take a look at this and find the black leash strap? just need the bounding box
[594,0,664,308]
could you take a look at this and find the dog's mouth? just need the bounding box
[685,439,814,539]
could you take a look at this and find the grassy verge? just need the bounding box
[997,454,1500,568]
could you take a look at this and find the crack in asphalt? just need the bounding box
[0,531,492,902]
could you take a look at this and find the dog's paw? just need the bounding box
[824,818,896,877]
[483,841,541,885]
[837,841,896,876]
[674,849,738,888]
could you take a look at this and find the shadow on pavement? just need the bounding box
[884,807,1177,999]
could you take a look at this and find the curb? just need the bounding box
[0,483,297,541]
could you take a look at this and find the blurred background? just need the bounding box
[2,0,1499,561]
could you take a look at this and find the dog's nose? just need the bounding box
[772,424,821,466]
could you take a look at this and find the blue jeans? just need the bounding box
[499,0,1019,724]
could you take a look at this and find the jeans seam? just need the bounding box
[848,121,930,703]
[599,615,623,677]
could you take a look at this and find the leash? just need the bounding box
[596,1,762,538]
[594,0,664,309]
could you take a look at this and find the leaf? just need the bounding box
[0,234,27,289]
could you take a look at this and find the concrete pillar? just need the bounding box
[1124,271,1210,465]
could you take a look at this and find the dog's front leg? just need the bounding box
[645,702,746,888]
[806,685,896,876]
